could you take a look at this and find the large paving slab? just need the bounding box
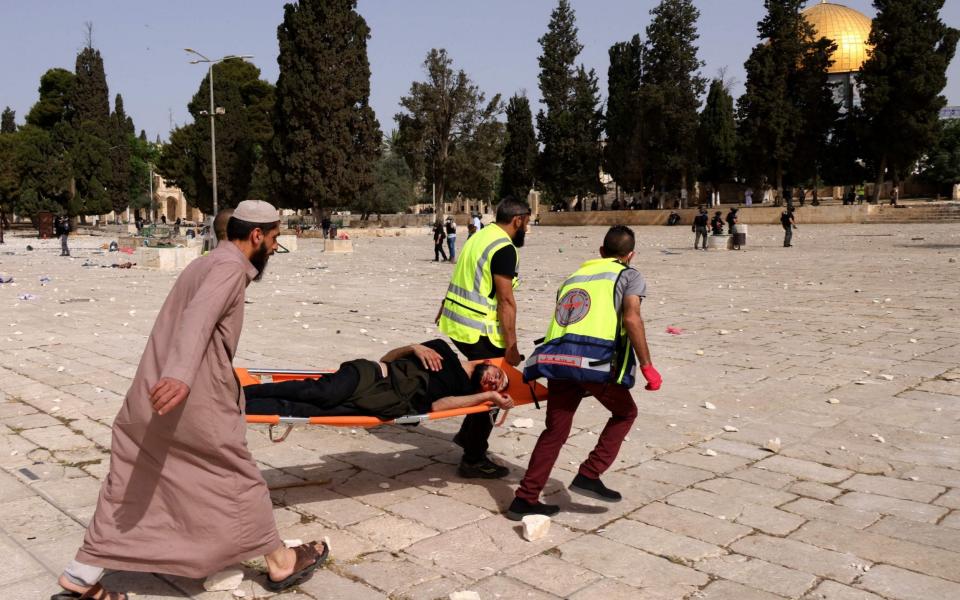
[2,223,959,598]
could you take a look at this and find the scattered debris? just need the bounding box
[665,326,684,335]
[718,329,730,335]
[17,293,37,301]
[378,482,391,489]
[695,349,705,356]
[722,425,739,433]
[702,449,718,457]
[512,418,535,429]
[521,514,552,542]
[827,398,840,404]
[763,438,782,453]
[703,402,717,410]
[450,592,482,600]
[878,374,894,381]
[870,433,885,444]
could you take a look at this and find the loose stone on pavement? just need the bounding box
[2,224,960,599]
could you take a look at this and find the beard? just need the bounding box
[250,242,271,281]
[513,227,526,248]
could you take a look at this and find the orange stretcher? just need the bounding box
[238,358,548,442]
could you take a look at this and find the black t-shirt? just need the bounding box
[488,245,517,299]
[694,213,708,227]
[396,339,472,413]
[781,211,792,228]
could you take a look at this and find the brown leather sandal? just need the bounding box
[264,540,329,592]
[50,582,128,600]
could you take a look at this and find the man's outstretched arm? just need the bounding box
[380,343,444,371]
[431,390,514,412]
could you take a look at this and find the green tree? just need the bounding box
[128,134,160,214]
[357,133,417,217]
[537,0,601,205]
[697,78,737,191]
[14,125,73,216]
[738,0,838,196]
[26,68,75,130]
[1,108,15,134]
[396,48,502,208]
[108,93,133,216]
[643,0,706,202]
[70,39,113,218]
[158,60,275,213]
[605,35,646,195]
[859,0,959,200]
[918,119,960,192]
[499,94,538,200]
[273,0,381,218]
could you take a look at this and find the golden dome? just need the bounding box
[802,1,873,73]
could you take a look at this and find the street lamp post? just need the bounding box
[184,49,253,226]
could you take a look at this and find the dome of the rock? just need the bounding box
[802,1,873,74]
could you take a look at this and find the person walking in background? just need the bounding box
[433,219,448,262]
[55,215,71,256]
[781,206,796,247]
[744,187,753,207]
[692,207,709,250]
[445,217,457,262]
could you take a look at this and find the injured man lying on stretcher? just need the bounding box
[243,339,514,419]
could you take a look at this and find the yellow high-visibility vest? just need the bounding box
[438,223,518,347]
[523,257,636,387]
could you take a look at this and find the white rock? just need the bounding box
[878,374,894,381]
[695,349,705,356]
[827,398,840,404]
[378,482,391,489]
[909,338,918,343]
[702,449,718,457]
[718,329,730,335]
[512,418,535,428]
[703,401,716,410]
[203,568,244,592]
[668,423,677,428]
[722,425,739,432]
[449,592,482,600]
[763,438,782,453]
[56,366,65,372]
[521,514,552,542]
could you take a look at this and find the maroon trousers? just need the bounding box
[516,380,638,503]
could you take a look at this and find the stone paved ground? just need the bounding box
[1,223,959,600]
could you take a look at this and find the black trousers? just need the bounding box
[452,336,503,462]
[434,242,448,261]
[243,362,365,418]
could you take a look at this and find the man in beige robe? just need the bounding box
[54,201,326,600]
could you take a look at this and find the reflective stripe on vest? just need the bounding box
[523,258,636,387]
[438,224,517,347]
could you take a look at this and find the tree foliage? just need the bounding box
[918,119,960,190]
[643,0,706,196]
[1,108,15,134]
[273,0,381,216]
[357,133,417,217]
[158,60,275,213]
[396,48,503,206]
[536,0,603,203]
[69,42,113,217]
[859,0,959,195]
[737,0,838,192]
[605,35,646,193]
[499,94,538,200]
[697,78,737,187]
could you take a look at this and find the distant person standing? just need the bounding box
[726,207,740,250]
[445,217,457,262]
[744,188,753,207]
[433,219,449,262]
[890,184,899,206]
[55,215,71,256]
[781,206,796,247]
[321,214,332,239]
[471,213,482,235]
[711,211,724,235]
[692,207,709,250]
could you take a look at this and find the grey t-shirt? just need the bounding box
[614,267,646,313]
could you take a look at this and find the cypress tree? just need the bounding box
[643,0,706,204]
[25,68,75,130]
[859,0,958,200]
[70,33,113,217]
[273,0,381,219]
[499,95,538,201]
[697,78,737,193]
[738,1,837,197]
[605,35,646,195]
[1,108,15,134]
[108,94,133,216]
[537,0,601,205]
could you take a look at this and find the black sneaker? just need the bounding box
[570,473,622,502]
[457,457,509,479]
[506,497,560,521]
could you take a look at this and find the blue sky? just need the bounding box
[1,1,958,142]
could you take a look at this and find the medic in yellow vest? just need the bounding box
[434,197,531,480]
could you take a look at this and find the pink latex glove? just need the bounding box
[640,364,662,391]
